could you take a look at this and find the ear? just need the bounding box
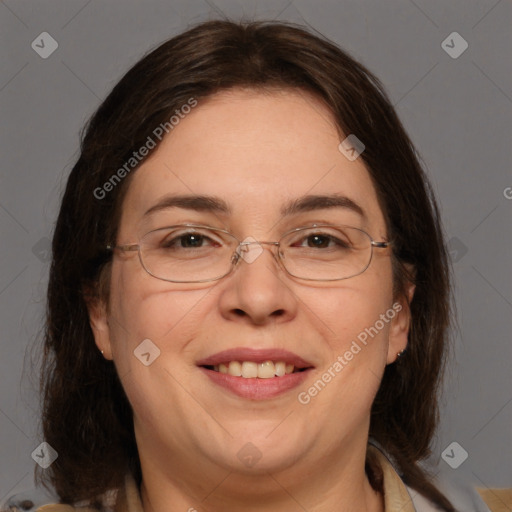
[85,289,113,360]
[386,278,416,365]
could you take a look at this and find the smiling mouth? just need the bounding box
[197,349,314,399]
[201,360,310,379]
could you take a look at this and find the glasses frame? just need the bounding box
[106,223,391,283]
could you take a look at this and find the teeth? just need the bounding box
[258,361,275,379]
[212,360,300,378]
[241,361,258,378]
[228,361,242,377]
[275,361,286,377]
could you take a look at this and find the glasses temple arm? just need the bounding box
[371,241,391,249]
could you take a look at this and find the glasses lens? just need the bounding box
[139,226,237,282]
[280,225,372,281]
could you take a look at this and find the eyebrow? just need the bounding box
[143,193,366,219]
[281,193,365,219]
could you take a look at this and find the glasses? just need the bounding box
[107,223,391,283]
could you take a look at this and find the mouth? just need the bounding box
[196,348,315,400]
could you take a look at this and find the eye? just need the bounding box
[157,229,223,250]
[292,232,351,250]
[304,234,334,249]
[164,233,209,248]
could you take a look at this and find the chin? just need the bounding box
[217,428,309,473]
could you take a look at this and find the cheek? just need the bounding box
[300,290,396,431]
[322,263,394,349]
[312,264,396,405]
[105,268,212,434]
[106,263,210,366]
[323,291,393,374]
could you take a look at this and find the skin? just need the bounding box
[89,88,414,512]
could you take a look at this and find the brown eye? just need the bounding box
[157,230,222,251]
[168,233,207,248]
[306,234,332,248]
[293,233,350,250]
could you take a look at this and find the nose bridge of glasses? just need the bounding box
[234,238,282,267]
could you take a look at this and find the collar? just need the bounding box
[367,444,417,511]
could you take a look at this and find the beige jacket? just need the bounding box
[7,445,510,512]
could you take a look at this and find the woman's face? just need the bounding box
[90,88,411,485]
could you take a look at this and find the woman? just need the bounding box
[30,19,507,512]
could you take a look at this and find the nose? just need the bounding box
[218,240,298,326]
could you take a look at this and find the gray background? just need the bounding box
[1,0,511,502]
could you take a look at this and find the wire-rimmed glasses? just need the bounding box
[107,223,391,283]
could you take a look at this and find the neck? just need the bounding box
[138,440,385,512]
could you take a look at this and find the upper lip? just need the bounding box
[196,348,314,369]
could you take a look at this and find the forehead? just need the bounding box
[118,88,386,236]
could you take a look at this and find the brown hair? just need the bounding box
[39,19,453,510]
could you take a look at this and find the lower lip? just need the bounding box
[199,367,312,400]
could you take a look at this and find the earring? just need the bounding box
[101,350,104,355]
[396,349,405,358]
